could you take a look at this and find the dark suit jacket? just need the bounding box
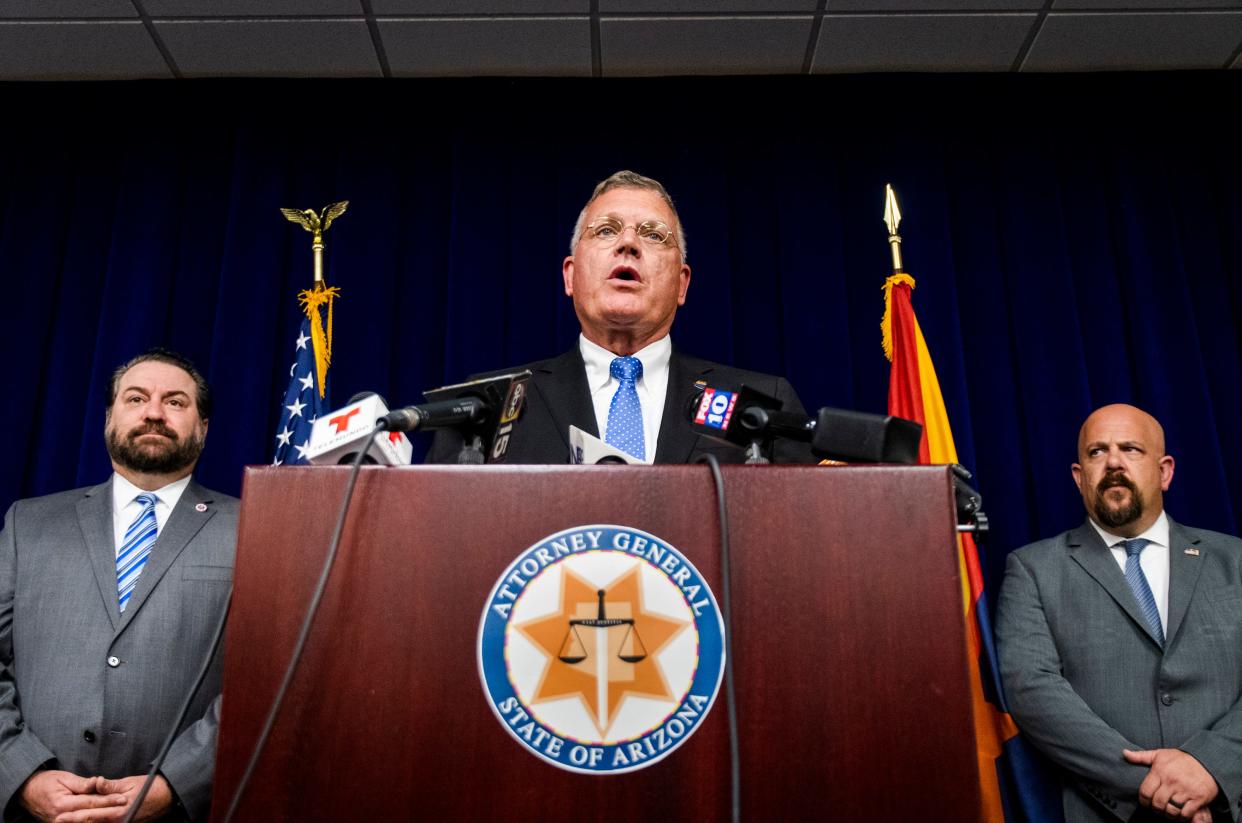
[996,518,1242,823]
[0,478,239,821]
[427,347,812,464]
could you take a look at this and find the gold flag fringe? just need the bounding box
[298,284,340,399]
[880,273,916,363]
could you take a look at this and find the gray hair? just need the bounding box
[569,170,688,261]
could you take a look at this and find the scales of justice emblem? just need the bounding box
[477,525,725,774]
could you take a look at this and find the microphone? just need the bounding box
[689,384,786,462]
[306,392,413,466]
[384,370,531,463]
[688,382,923,464]
[378,397,488,433]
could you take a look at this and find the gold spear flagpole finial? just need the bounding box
[279,201,348,398]
[883,184,904,275]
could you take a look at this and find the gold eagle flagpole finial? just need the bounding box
[280,200,349,286]
[279,201,348,398]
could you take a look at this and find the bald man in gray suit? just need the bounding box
[0,350,237,822]
[997,405,1242,823]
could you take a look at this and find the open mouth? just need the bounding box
[609,266,642,283]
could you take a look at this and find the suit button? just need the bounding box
[107,656,120,668]
[83,730,95,743]
[1161,693,1173,706]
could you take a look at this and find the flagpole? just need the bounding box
[272,201,348,465]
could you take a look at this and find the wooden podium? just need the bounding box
[212,465,982,821]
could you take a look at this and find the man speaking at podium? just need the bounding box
[0,350,237,822]
[429,170,808,464]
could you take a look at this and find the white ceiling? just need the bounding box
[0,0,1238,80]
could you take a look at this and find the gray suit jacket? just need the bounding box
[997,518,1242,823]
[0,478,238,821]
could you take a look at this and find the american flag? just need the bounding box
[272,318,325,465]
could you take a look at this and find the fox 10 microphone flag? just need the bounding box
[881,273,1058,823]
[273,285,339,465]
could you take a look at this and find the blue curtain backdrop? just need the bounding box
[2,72,1240,605]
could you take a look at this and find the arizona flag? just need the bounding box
[882,273,1057,823]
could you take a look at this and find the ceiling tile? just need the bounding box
[829,0,1041,9]
[601,1,817,11]
[0,21,169,78]
[156,19,381,76]
[601,16,813,76]
[379,18,591,76]
[0,0,135,18]
[143,0,362,15]
[372,0,588,12]
[1024,12,1242,70]
[814,13,1035,72]
[1053,0,1241,8]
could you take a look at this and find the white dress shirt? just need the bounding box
[111,473,192,556]
[580,334,672,465]
[1090,510,1171,633]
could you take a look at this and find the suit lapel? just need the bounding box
[77,479,121,631]
[116,480,217,633]
[1067,522,1165,649]
[1165,518,1204,647]
[531,348,598,454]
[655,351,713,464]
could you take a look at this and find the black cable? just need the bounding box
[121,587,232,823]
[221,431,381,823]
[696,453,740,823]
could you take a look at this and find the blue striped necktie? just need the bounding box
[605,356,645,461]
[118,493,159,613]
[1121,538,1164,647]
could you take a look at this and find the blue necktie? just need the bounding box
[117,493,158,613]
[605,356,645,461]
[1122,538,1164,647]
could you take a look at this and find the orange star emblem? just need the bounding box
[514,564,691,737]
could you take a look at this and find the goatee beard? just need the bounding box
[106,421,203,475]
[1093,473,1143,530]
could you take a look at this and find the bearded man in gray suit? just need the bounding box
[998,404,1242,823]
[0,350,237,822]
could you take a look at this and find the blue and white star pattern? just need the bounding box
[117,493,158,612]
[604,356,645,461]
[273,318,326,465]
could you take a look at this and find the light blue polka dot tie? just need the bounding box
[117,493,158,613]
[1122,538,1164,647]
[605,356,645,461]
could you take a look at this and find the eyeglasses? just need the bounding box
[586,216,676,248]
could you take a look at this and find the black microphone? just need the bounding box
[378,396,488,433]
[689,382,924,464]
[383,370,531,464]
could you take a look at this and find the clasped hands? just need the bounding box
[1124,748,1219,822]
[20,770,171,823]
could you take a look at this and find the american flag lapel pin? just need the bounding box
[1184,547,1200,556]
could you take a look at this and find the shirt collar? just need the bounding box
[112,472,193,515]
[1089,509,1170,549]
[580,334,672,394]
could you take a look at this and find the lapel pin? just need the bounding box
[1184,548,1200,556]
[195,503,208,512]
